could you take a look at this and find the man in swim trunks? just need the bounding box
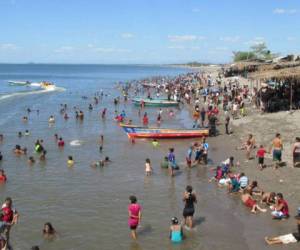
[270,133,283,168]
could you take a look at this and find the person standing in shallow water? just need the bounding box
[128,195,142,240]
[182,185,197,229]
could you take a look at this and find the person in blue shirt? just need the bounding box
[186,146,193,167]
[169,217,183,243]
[168,148,177,176]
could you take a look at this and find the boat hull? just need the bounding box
[122,126,209,139]
[132,98,179,107]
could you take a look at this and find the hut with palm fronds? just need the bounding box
[249,66,300,112]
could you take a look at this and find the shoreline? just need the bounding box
[186,65,300,238]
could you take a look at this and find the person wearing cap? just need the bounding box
[265,209,300,245]
[169,217,183,243]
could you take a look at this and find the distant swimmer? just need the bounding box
[58,137,65,147]
[152,139,159,147]
[22,116,28,122]
[91,157,111,168]
[0,169,7,182]
[48,115,55,123]
[28,156,36,165]
[24,130,30,136]
[67,156,74,166]
[43,222,57,240]
[39,150,47,162]
[14,145,26,155]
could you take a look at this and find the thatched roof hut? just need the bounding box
[249,65,300,83]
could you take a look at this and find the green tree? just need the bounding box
[233,51,256,62]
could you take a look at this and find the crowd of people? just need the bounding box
[0,70,299,249]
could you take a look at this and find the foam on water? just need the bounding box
[0,86,65,101]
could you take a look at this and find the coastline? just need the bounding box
[187,65,300,240]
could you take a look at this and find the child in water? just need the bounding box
[145,158,152,176]
[43,222,57,240]
[67,156,74,166]
[0,169,7,182]
[152,139,159,147]
[169,217,183,243]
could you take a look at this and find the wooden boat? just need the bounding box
[132,97,179,107]
[8,81,31,86]
[121,125,209,139]
[142,83,157,88]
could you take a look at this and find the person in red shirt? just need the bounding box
[1,197,19,243]
[143,113,149,126]
[58,137,65,147]
[212,106,219,115]
[0,169,6,182]
[256,145,267,170]
[271,193,289,219]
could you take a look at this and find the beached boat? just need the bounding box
[132,97,179,107]
[142,83,157,88]
[121,124,209,139]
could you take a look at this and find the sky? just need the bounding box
[0,0,300,64]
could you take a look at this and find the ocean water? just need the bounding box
[0,64,297,250]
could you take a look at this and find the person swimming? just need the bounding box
[48,115,55,123]
[152,139,159,147]
[67,156,74,166]
[0,169,7,182]
[28,156,35,165]
[43,222,57,239]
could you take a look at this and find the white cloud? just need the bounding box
[273,8,298,14]
[220,36,240,43]
[121,33,135,39]
[168,35,205,42]
[54,46,74,53]
[0,43,18,50]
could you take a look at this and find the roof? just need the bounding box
[249,66,300,81]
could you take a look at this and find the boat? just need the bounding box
[142,83,157,88]
[132,97,179,107]
[8,81,31,86]
[121,124,209,139]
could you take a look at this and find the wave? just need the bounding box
[0,86,66,101]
